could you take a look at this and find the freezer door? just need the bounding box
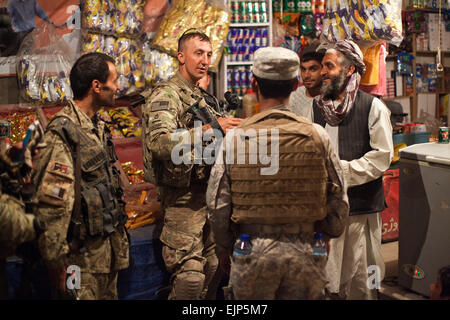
[398,159,450,297]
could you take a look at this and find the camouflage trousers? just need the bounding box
[160,207,219,300]
[75,272,118,300]
[227,233,327,300]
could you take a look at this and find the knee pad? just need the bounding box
[171,270,205,300]
[204,254,219,287]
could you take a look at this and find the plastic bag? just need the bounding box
[152,0,230,72]
[416,111,442,137]
[142,44,177,87]
[16,22,74,105]
[322,0,403,47]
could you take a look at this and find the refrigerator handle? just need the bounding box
[425,156,450,166]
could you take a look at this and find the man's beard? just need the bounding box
[320,71,348,100]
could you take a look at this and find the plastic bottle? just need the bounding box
[242,88,257,117]
[312,232,327,256]
[233,233,253,256]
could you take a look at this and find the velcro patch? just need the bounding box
[47,161,73,179]
[48,185,66,199]
[151,101,170,111]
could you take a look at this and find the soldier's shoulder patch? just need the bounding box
[150,101,170,112]
[47,161,73,179]
[39,161,73,207]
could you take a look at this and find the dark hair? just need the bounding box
[300,50,325,64]
[439,266,450,297]
[70,52,115,100]
[254,76,297,99]
[178,28,211,52]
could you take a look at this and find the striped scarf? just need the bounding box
[314,40,365,126]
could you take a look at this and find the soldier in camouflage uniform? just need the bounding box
[0,144,46,299]
[32,53,129,300]
[206,47,350,300]
[142,29,242,300]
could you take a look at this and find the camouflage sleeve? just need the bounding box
[32,131,74,270]
[143,87,195,161]
[206,143,233,253]
[0,198,35,246]
[312,124,349,239]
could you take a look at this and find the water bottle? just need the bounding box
[312,232,327,256]
[233,233,252,256]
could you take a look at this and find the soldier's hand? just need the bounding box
[217,117,243,133]
[48,266,67,292]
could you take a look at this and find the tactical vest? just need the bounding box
[229,109,329,225]
[313,90,386,215]
[46,116,127,240]
[143,77,217,188]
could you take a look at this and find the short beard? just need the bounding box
[321,72,348,100]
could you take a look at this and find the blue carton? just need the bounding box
[393,132,431,146]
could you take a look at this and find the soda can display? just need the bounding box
[230,44,237,61]
[243,45,250,61]
[439,127,449,143]
[227,69,233,89]
[247,1,254,23]
[255,28,262,46]
[261,29,268,47]
[231,1,239,23]
[239,67,247,94]
[243,28,249,40]
[239,1,248,23]
[234,68,241,95]
[260,0,268,23]
[246,67,253,86]
[248,28,255,40]
[227,0,233,11]
[253,1,260,23]
[236,28,244,43]
[237,45,244,61]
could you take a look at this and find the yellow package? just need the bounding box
[361,44,381,86]
[152,0,230,72]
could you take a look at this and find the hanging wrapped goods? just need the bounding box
[142,43,177,87]
[81,0,145,37]
[152,0,230,71]
[322,0,403,46]
[81,33,145,96]
[16,23,74,105]
[97,107,142,138]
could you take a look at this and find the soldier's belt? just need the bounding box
[238,223,314,235]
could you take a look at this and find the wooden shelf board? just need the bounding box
[382,96,413,101]
[416,51,450,56]
[226,61,253,66]
[230,23,270,28]
[405,7,446,13]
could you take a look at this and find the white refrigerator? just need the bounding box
[398,142,450,297]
